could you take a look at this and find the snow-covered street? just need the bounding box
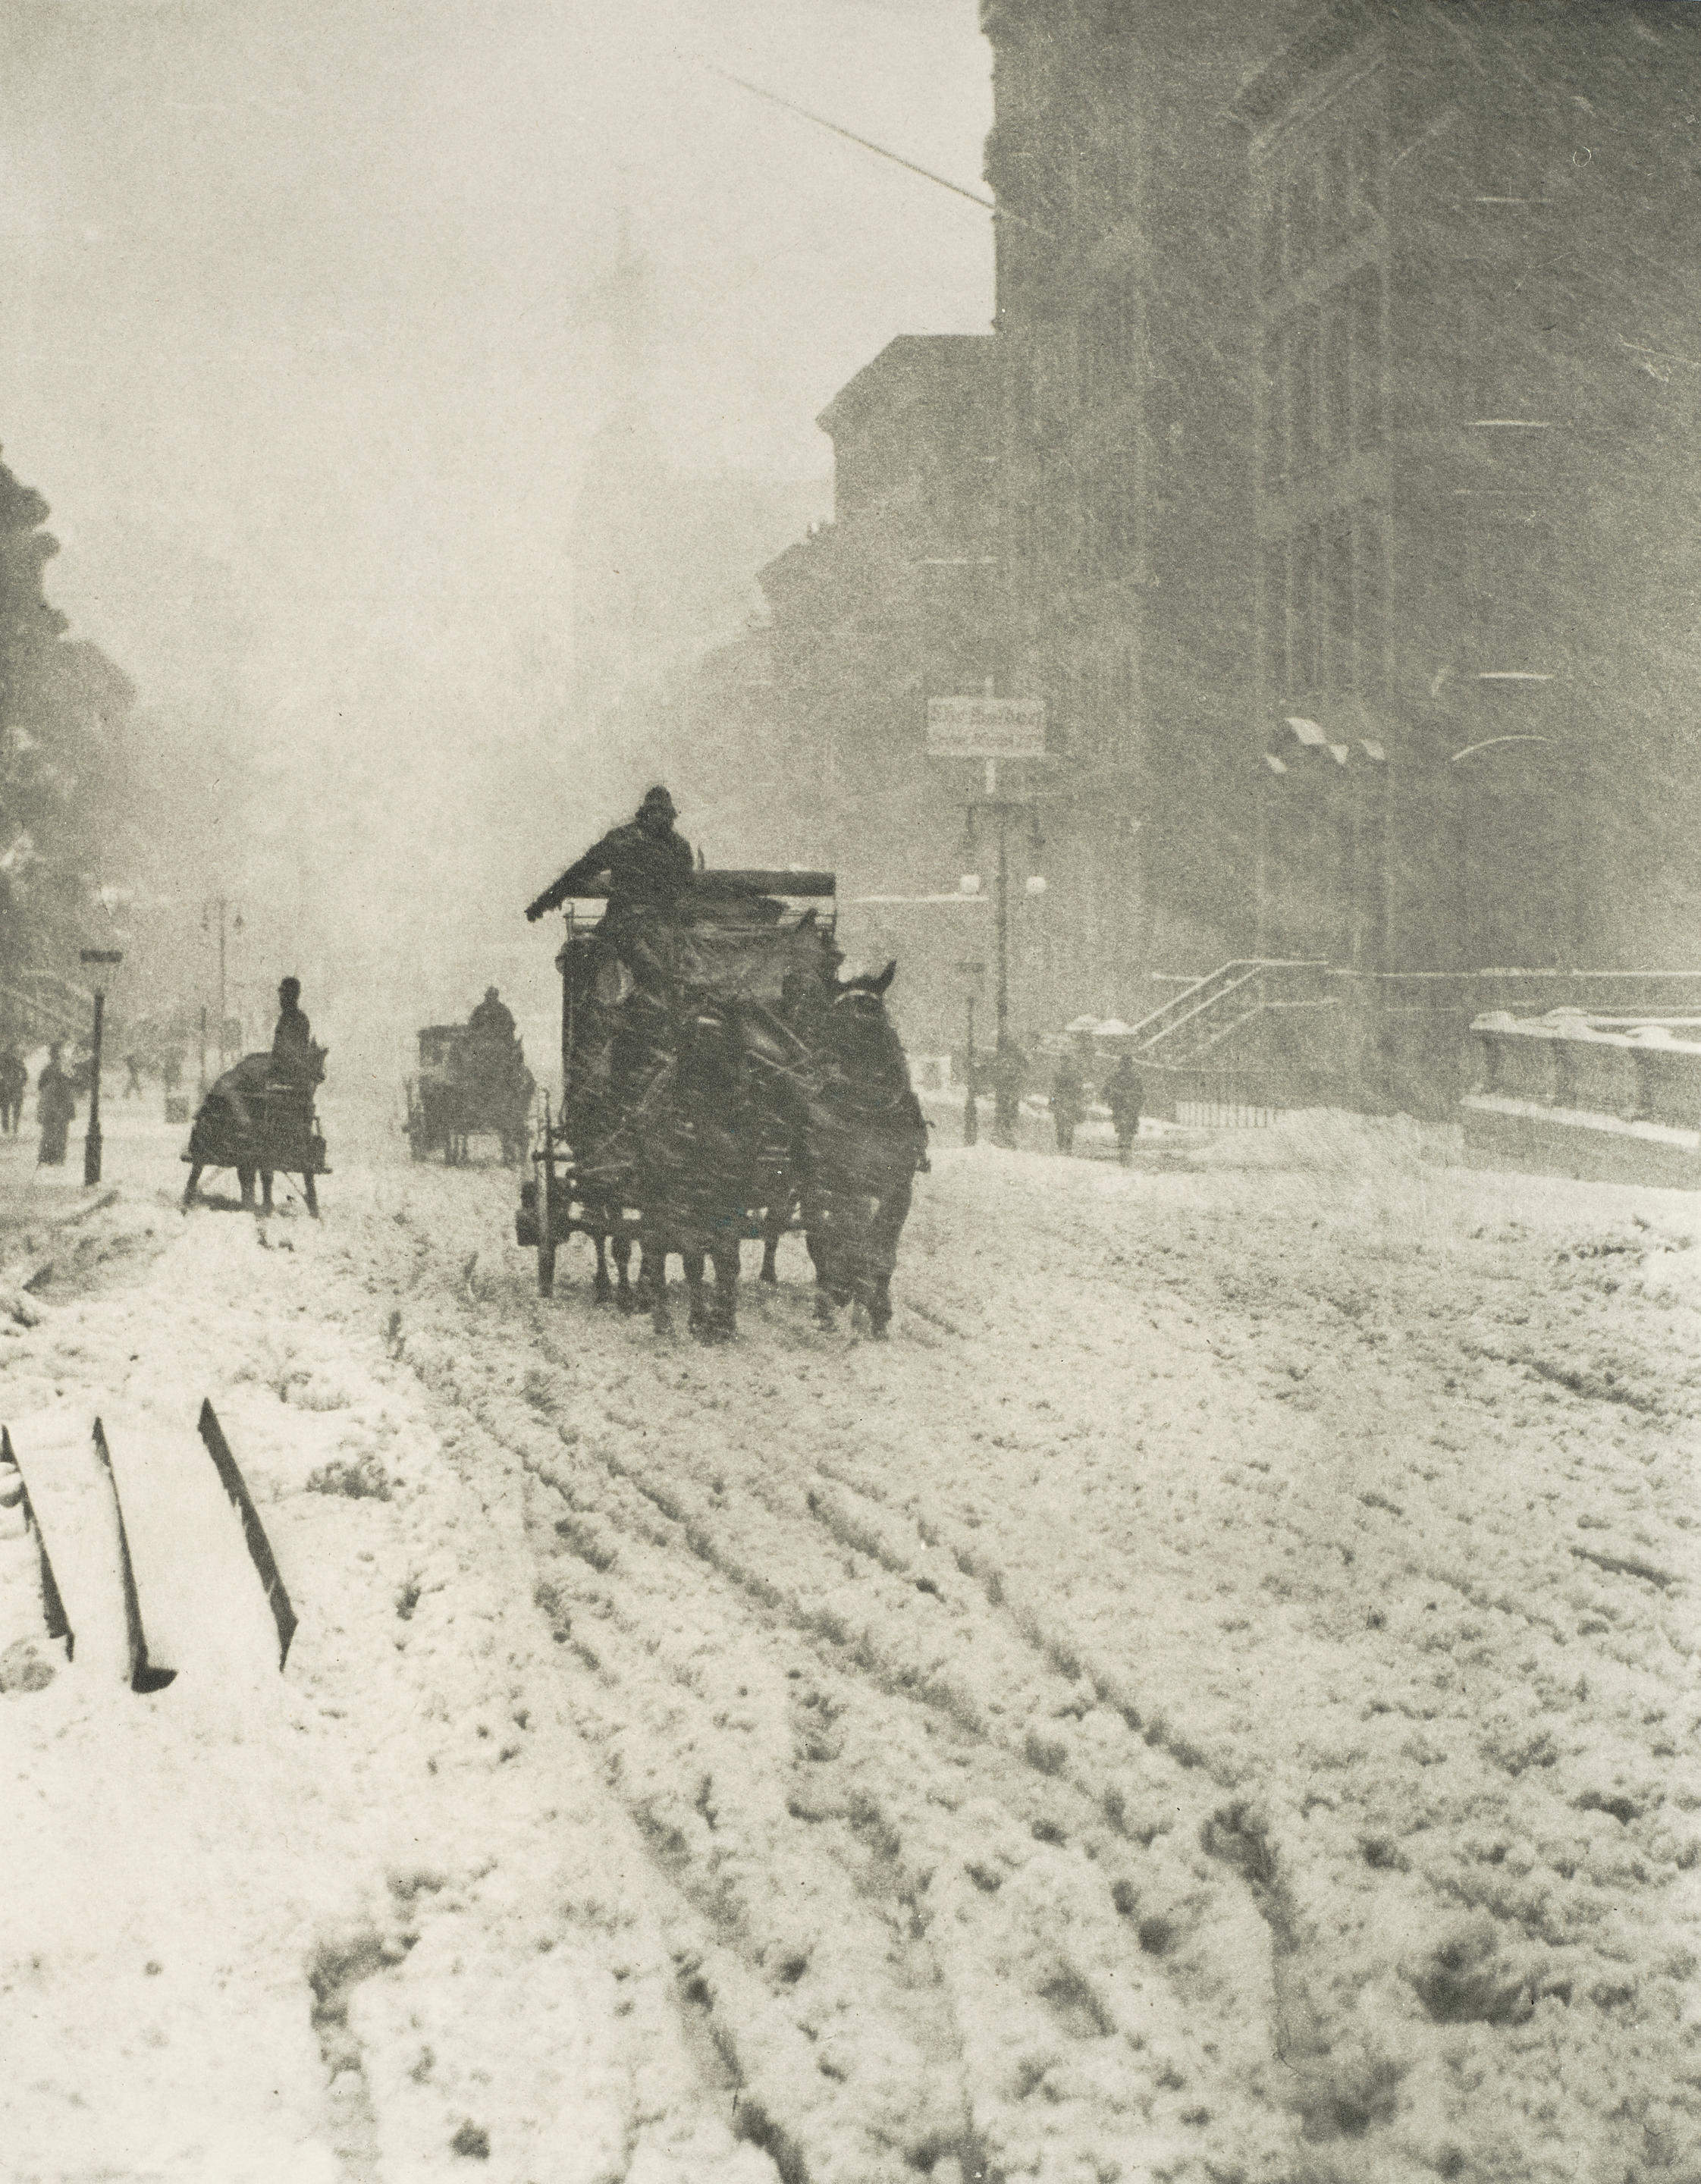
[2,1100,1697,2184]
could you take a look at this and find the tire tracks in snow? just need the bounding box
[374,1197,1302,2184]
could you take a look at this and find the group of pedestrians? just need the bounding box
[1048,1048,1144,1164]
[0,1042,79,1164]
[0,1034,193,1168]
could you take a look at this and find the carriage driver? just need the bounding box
[469,986,516,1043]
[272,977,315,1085]
[524,785,694,927]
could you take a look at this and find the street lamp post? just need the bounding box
[956,957,985,1147]
[202,897,244,1073]
[80,949,123,1186]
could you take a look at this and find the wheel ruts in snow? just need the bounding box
[90,1420,176,1694]
[0,1425,74,1660]
[197,1400,298,1670]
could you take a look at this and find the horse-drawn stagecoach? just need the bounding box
[514,867,928,1338]
[405,1023,534,1166]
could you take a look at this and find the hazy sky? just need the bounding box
[0,0,992,763]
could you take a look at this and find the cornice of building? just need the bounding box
[816,334,998,441]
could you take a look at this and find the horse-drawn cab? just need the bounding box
[182,1046,330,1216]
[405,1022,534,1167]
[516,868,838,1298]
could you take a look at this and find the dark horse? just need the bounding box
[635,1002,760,1341]
[799,965,928,1336]
[183,1047,328,1216]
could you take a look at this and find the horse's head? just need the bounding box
[826,977,909,1100]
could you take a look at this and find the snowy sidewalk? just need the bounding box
[0,1169,777,2184]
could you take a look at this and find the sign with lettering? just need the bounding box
[926,697,1047,759]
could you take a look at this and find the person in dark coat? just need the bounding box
[0,1044,25,1134]
[271,978,315,1084]
[36,1043,77,1166]
[1050,1050,1087,1156]
[990,1040,1025,1149]
[1106,1054,1144,1163]
[525,786,694,927]
[123,1052,143,1099]
[469,986,516,1043]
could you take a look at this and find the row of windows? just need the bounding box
[1260,124,1385,295]
[1260,268,1386,492]
[1261,507,1389,703]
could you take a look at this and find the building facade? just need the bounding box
[758,336,1015,1055]
[1242,0,1701,974]
[981,0,1701,992]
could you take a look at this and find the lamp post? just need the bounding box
[79,949,123,1186]
[956,956,985,1146]
[202,898,244,1072]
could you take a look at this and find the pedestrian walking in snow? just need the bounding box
[1106,1054,1143,1164]
[0,1044,25,1133]
[36,1044,77,1166]
[990,1040,1025,1148]
[122,1052,143,1099]
[1051,1051,1086,1156]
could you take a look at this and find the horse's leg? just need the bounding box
[863,1167,913,1336]
[641,1235,672,1332]
[711,1242,739,1338]
[183,1163,203,1210]
[262,1170,276,1215]
[683,1248,708,1335]
[758,1195,786,1286]
[613,1233,636,1313]
[301,1172,319,1219]
[237,1164,256,1210]
[593,1230,614,1304]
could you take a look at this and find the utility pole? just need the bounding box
[202,896,243,1074]
[928,679,1048,1153]
[956,959,984,1147]
[80,949,122,1186]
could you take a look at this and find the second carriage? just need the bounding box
[406,1023,535,1166]
[515,870,838,1298]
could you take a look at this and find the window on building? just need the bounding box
[1294,523,1324,693]
[1349,125,1384,224]
[1470,504,1551,667]
[1259,184,1283,297]
[1262,539,1290,698]
[1260,328,1286,497]
[1292,309,1320,479]
[1323,309,1351,462]
[1324,140,1351,254]
[1350,270,1385,452]
[1116,642,1137,752]
[1326,521,1354,691]
[1355,507,1387,692]
[1285,166,1316,279]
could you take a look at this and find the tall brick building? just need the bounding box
[758,336,1010,1051]
[977,0,1701,991]
[981,0,1313,1007]
[759,1,1701,1056]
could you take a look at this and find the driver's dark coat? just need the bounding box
[528,820,693,924]
[272,1003,315,1083]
